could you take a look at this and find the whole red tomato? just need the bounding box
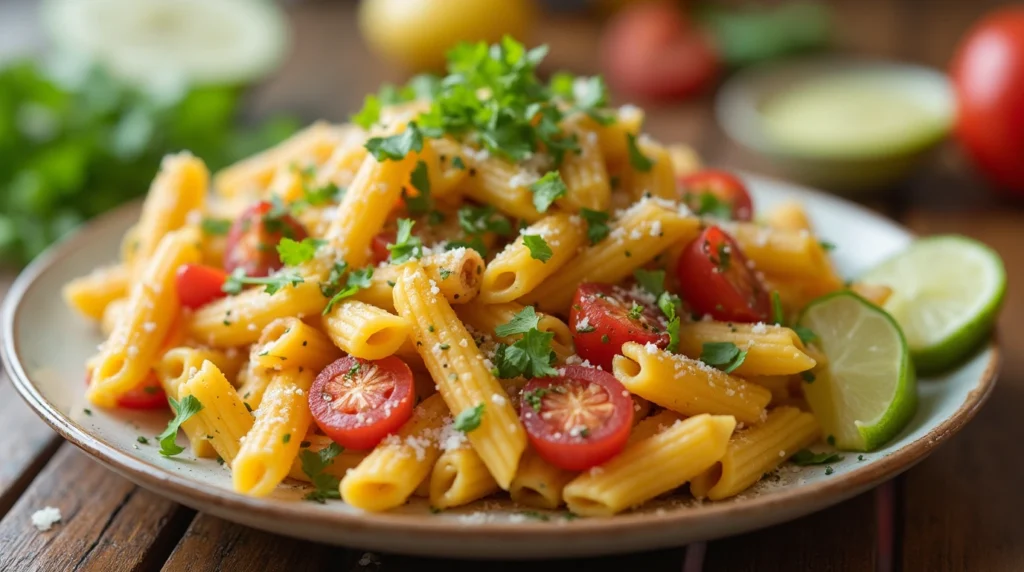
[601,1,720,101]
[950,7,1024,194]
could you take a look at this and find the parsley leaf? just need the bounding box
[495,306,541,337]
[457,204,512,237]
[529,171,568,213]
[699,341,747,374]
[493,329,559,379]
[318,261,349,298]
[633,269,666,297]
[323,267,374,314]
[157,395,203,457]
[627,304,644,320]
[522,387,553,412]
[277,237,326,266]
[453,404,485,433]
[351,94,382,129]
[299,442,345,502]
[388,218,423,264]
[579,208,610,244]
[200,218,231,236]
[713,242,732,271]
[404,160,432,215]
[819,240,836,252]
[451,156,466,170]
[793,325,818,345]
[657,291,683,353]
[790,449,844,466]
[222,268,304,295]
[300,181,343,206]
[365,121,424,161]
[626,133,653,172]
[771,291,785,325]
[523,234,552,262]
[689,192,734,220]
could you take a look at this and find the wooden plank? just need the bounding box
[703,491,878,572]
[0,444,192,572]
[368,547,686,572]
[162,514,351,571]
[0,378,62,518]
[898,212,1024,572]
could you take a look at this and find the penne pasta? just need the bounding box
[479,214,586,304]
[63,264,129,321]
[321,300,410,360]
[676,321,817,377]
[178,360,254,465]
[429,441,500,509]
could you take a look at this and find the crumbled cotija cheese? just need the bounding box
[31,507,61,531]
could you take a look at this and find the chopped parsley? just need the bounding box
[522,387,557,412]
[819,240,836,252]
[438,268,453,280]
[299,443,345,503]
[318,261,349,298]
[365,121,425,161]
[793,325,818,345]
[529,171,568,213]
[657,291,683,353]
[404,160,432,215]
[137,436,149,445]
[494,306,541,337]
[627,304,644,320]
[791,449,844,466]
[579,208,610,244]
[689,192,733,220]
[282,434,291,444]
[222,268,304,295]
[157,395,203,457]
[523,234,552,262]
[387,218,423,264]
[200,217,232,236]
[298,181,344,207]
[699,342,747,374]
[770,291,785,325]
[277,237,326,266]
[493,306,559,379]
[633,268,666,297]
[801,371,816,383]
[322,267,374,314]
[453,404,485,433]
[626,133,653,172]
[449,204,512,256]
[451,156,466,170]
[713,242,732,272]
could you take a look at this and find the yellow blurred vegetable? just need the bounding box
[359,0,536,71]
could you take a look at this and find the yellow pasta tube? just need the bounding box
[667,143,701,177]
[287,435,369,482]
[354,248,485,311]
[178,361,255,464]
[479,214,586,304]
[590,105,644,170]
[456,301,574,362]
[676,322,816,376]
[620,137,676,201]
[613,342,772,425]
[560,127,611,212]
[764,200,813,232]
[87,228,200,408]
[462,154,544,223]
[130,152,208,277]
[187,280,326,347]
[724,222,842,290]
[393,263,526,489]
[509,448,577,510]
[233,368,316,496]
[563,414,736,516]
[429,442,500,509]
[237,361,273,411]
[340,393,448,511]
[418,137,469,200]
[63,264,129,320]
[100,298,127,337]
[315,131,372,190]
[254,317,343,372]
[321,300,410,360]
[745,375,793,404]
[690,407,819,500]
[520,198,700,312]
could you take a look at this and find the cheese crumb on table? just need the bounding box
[31,507,62,531]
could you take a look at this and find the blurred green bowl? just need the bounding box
[715,57,954,195]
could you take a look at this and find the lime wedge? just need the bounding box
[860,235,1005,373]
[798,292,916,451]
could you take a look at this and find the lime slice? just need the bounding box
[41,0,289,88]
[860,235,1005,374]
[798,292,916,451]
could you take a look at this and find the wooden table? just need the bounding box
[1,1,1021,570]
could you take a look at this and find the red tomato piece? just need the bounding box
[678,170,754,221]
[601,1,720,101]
[950,7,1024,194]
[85,371,167,410]
[519,366,634,471]
[224,201,308,277]
[175,264,228,309]
[676,225,770,323]
[569,283,668,371]
[370,231,396,265]
[308,356,415,450]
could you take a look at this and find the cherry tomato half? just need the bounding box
[308,356,415,450]
[519,366,634,471]
[85,371,167,410]
[370,231,396,265]
[224,201,308,277]
[676,226,770,323]
[678,170,754,221]
[570,283,668,371]
[175,264,228,310]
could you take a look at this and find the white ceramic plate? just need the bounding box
[1,174,999,559]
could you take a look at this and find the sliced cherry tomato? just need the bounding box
[370,231,396,265]
[678,170,754,221]
[569,283,668,371]
[175,264,228,309]
[85,371,167,410]
[308,356,415,450]
[676,225,770,323]
[224,201,308,277]
[519,366,634,471]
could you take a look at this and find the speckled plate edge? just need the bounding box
[1,173,1000,559]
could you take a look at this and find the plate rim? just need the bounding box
[0,173,1001,545]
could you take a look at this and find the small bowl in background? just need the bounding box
[715,56,954,195]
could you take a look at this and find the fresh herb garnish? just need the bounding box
[793,325,818,345]
[523,234,552,262]
[657,291,683,353]
[201,218,232,236]
[365,121,425,161]
[495,306,541,337]
[529,171,568,213]
[689,192,734,220]
[633,268,666,297]
[791,449,844,466]
[277,237,326,266]
[453,404,485,433]
[299,443,345,502]
[627,304,644,320]
[626,133,653,172]
[579,208,610,244]
[801,371,816,383]
[157,395,203,457]
[222,268,304,295]
[404,160,432,215]
[387,218,423,264]
[699,342,747,374]
[322,267,374,314]
[771,291,785,325]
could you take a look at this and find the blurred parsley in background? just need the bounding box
[0,59,299,266]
